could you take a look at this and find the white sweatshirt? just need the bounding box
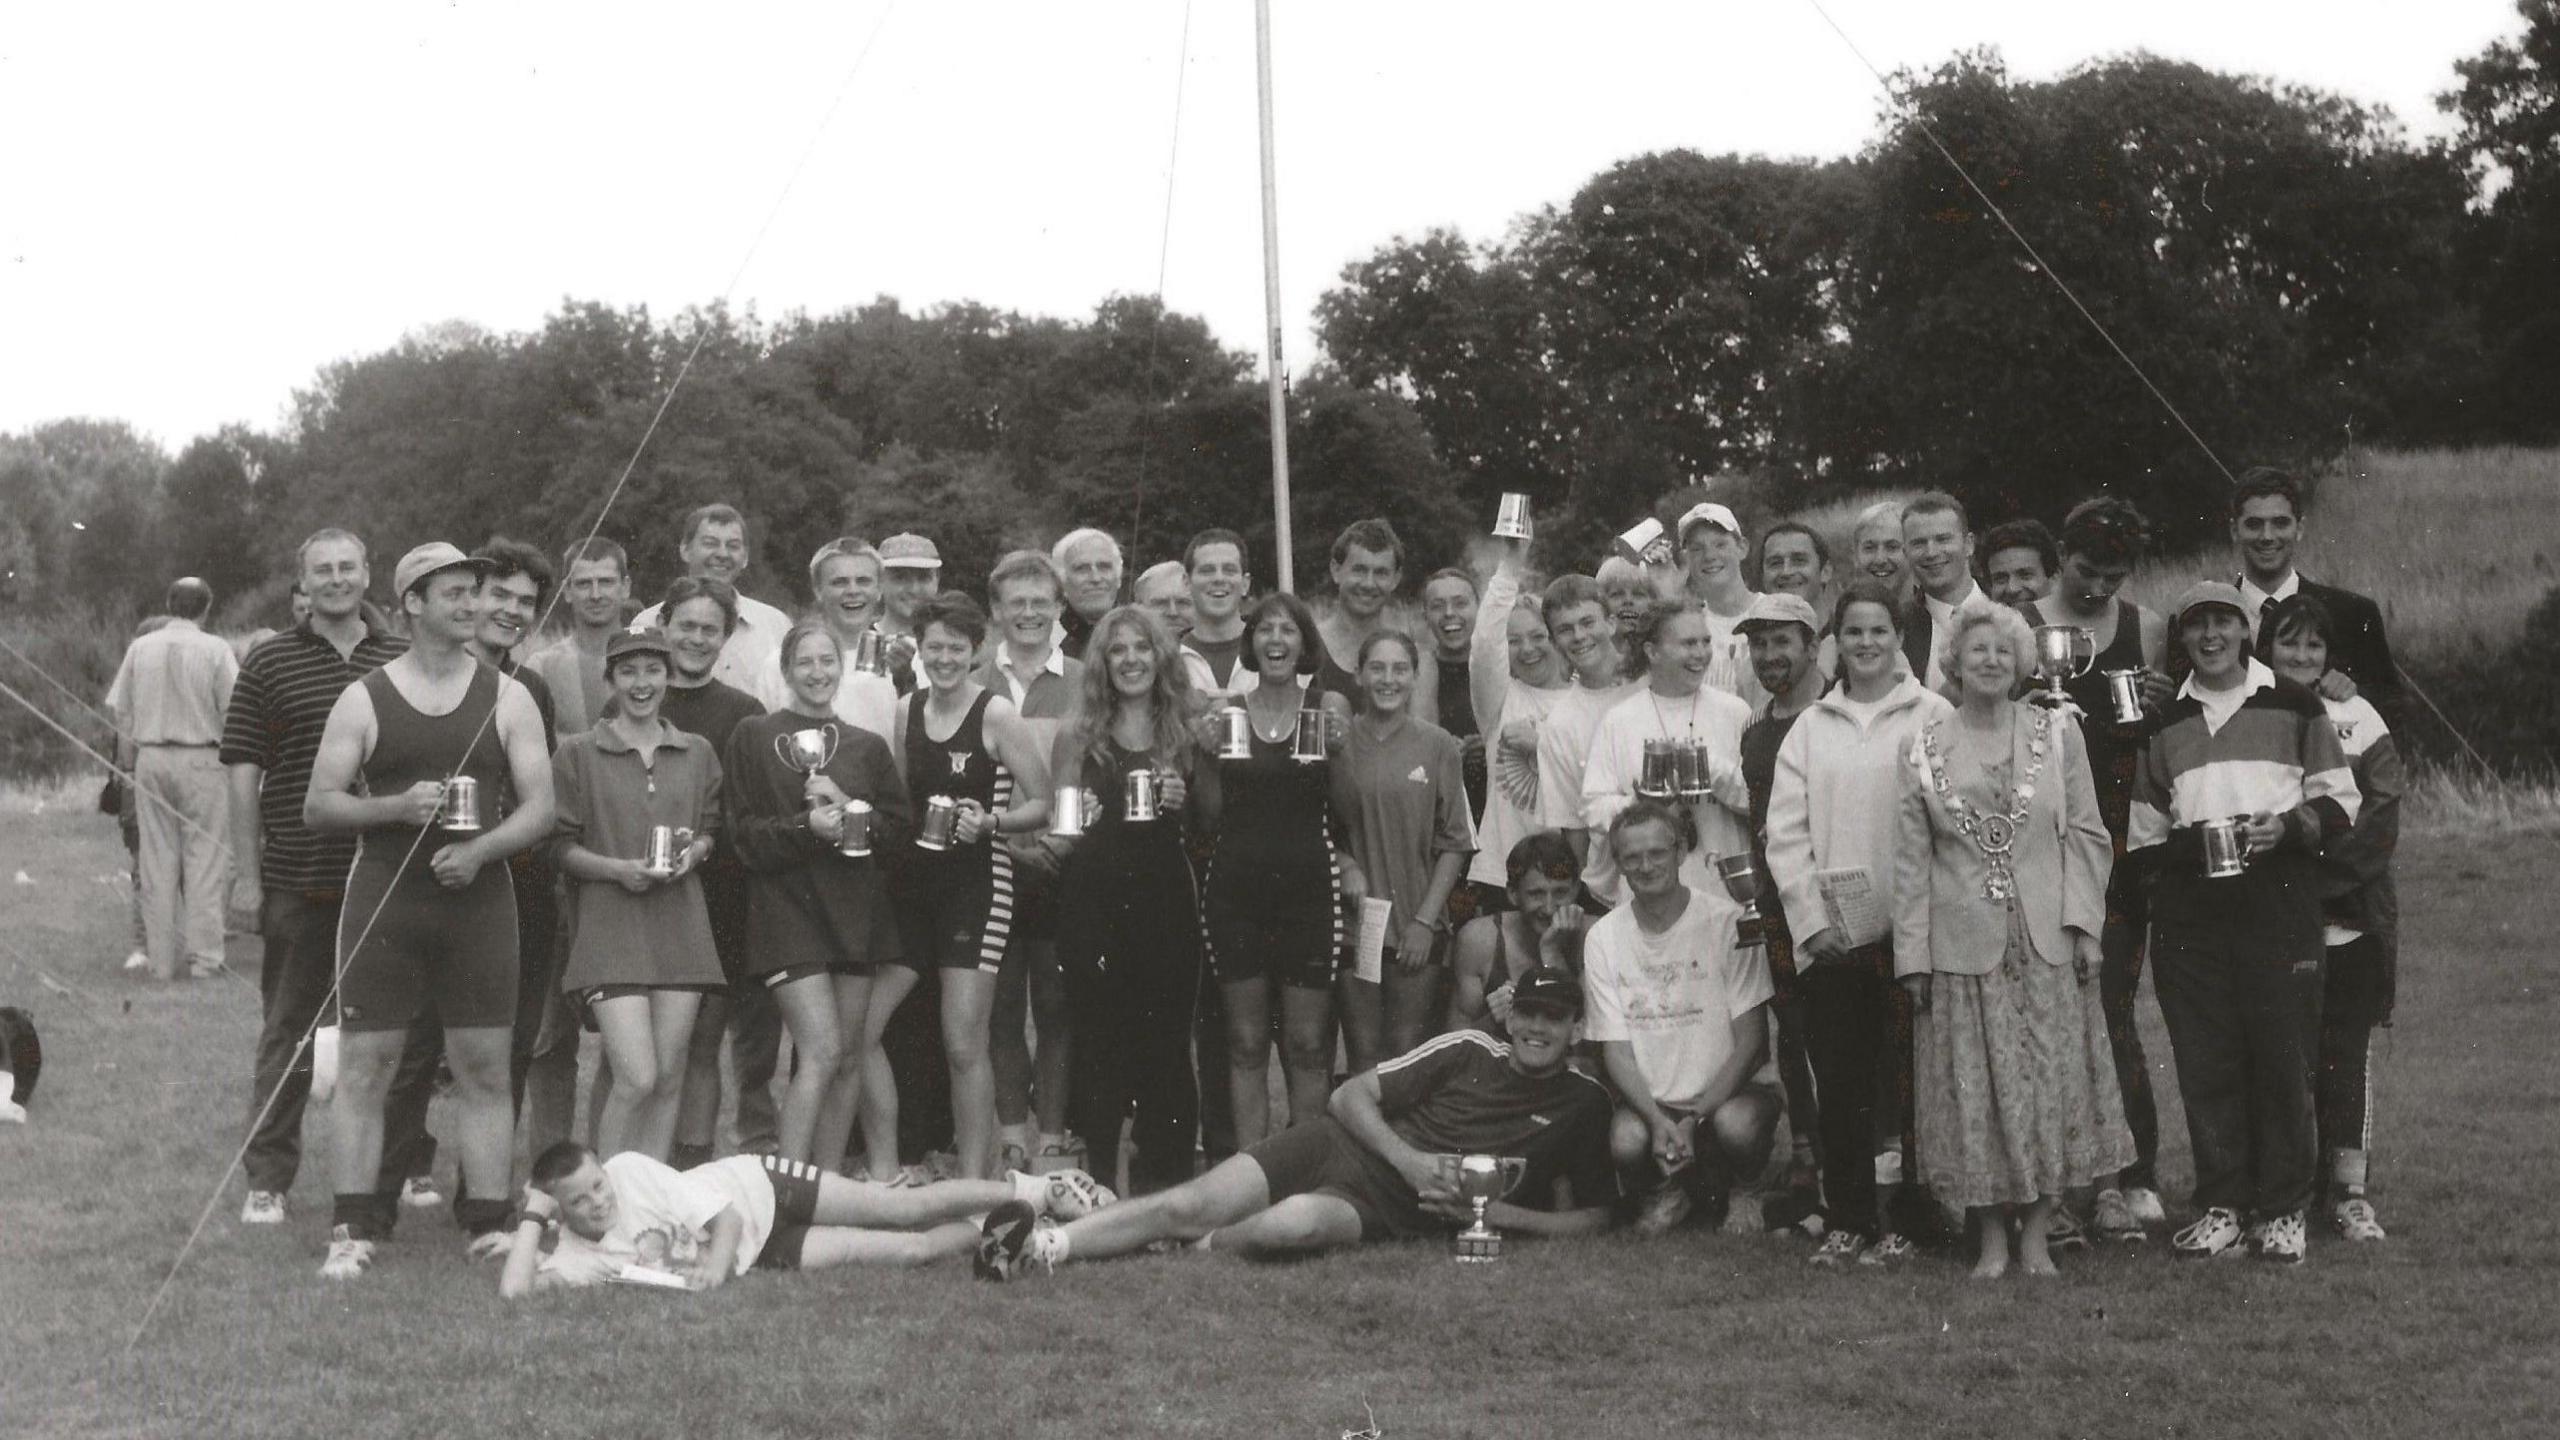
[1764,675,1952,947]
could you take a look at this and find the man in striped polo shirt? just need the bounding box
[224,528,446,1228]
[2129,581,2359,1266]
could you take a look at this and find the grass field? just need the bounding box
[3,791,2557,1438]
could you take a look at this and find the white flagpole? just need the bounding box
[1254,0,1295,593]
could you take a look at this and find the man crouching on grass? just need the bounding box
[499,1141,1113,1295]
[973,967,1616,1280]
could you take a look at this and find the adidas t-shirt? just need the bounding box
[538,1153,777,1286]
[1377,1030,1618,1212]
[1330,716,1477,936]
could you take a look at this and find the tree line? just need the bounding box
[3,14,2554,626]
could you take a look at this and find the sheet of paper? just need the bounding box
[1816,867,1888,948]
[1353,896,1393,984]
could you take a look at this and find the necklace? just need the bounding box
[1921,707,2051,902]
[1647,686,1702,737]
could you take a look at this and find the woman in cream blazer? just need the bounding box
[1893,603,2131,1279]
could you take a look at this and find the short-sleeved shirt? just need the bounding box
[1377,1030,1617,1208]
[1536,680,1639,836]
[538,1153,777,1285]
[1466,681,1565,890]
[1582,889,1775,1109]
[107,617,238,746]
[1330,716,1476,934]
[220,621,409,894]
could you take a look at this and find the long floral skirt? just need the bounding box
[1915,904,2135,1210]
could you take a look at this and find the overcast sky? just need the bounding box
[0,1,2523,448]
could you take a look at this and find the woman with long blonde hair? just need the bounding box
[1050,605,1212,1194]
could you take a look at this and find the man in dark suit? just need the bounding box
[1897,491,1988,691]
[2228,467,2400,726]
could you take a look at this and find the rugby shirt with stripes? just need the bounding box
[2128,659,2357,958]
[219,620,408,895]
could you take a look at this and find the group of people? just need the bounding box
[107,465,2401,1289]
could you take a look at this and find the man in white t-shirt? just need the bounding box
[1581,803,1779,1236]
[1535,575,1638,888]
[499,1141,1113,1295]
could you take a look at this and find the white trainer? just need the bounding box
[2331,1197,2386,1243]
[319,1225,374,1281]
[400,1176,444,1209]
[2125,1186,2167,1225]
[241,1191,288,1225]
[1039,1168,1117,1220]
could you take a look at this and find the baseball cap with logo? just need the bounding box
[879,533,942,571]
[392,542,496,598]
[1509,965,1585,1017]
[605,624,674,666]
[1676,502,1744,546]
[1736,591,1822,634]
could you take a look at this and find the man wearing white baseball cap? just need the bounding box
[1674,501,1766,711]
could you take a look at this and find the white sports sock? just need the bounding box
[1033,1226,1069,1265]
[1011,1171,1046,1211]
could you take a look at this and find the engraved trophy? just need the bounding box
[1447,1152,1531,1262]
[2031,624,2094,706]
[1492,492,1534,541]
[1715,852,1768,949]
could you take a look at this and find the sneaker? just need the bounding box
[122,950,150,972]
[999,1142,1031,1175]
[923,1150,962,1183]
[1030,1135,1089,1176]
[2172,1205,2247,1259]
[972,1200,1048,1282]
[2252,1209,2308,1265]
[2124,1186,2167,1225]
[1038,1168,1116,1220]
[2332,1196,2386,1242]
[890,1164,932,1189]
[1634,1182,1694,1236]
[240,1191,287,1226]
[1857,1231,1918,1267]
[1808,1229,1868,1268]
[400,1176,444,1210]
[464,1229,513,1263]
[2046,1208,2090,1252]
[2092,1188,2145,1245]
[318,1225,374,1281]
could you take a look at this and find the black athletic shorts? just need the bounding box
[1203,864,1340,990]
[1246,1117,1428,1241]
[336,862,517,1033]
[752,1154,827,1271]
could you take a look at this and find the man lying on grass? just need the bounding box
[499,1141,1112,1296]
[973,966,1616,1279]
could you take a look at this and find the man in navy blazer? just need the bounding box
[2228,467,2400,726]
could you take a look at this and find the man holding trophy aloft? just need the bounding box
[971,967,1616,1278]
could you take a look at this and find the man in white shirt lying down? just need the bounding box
[499,1141,1112,1296]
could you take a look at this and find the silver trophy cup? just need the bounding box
[1447,1153,1532,1262]
[837,799,873,858]
[2032,624,2093,705]
[1492,492,1534,541]
[1051,785,1093,839]
[1715,851,1767,948]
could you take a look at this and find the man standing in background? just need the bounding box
[106,575,237,982]
[1052,527,1126,661]
[224,529,444,1228]
[633,503,792,710]
[529,537,632,740]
